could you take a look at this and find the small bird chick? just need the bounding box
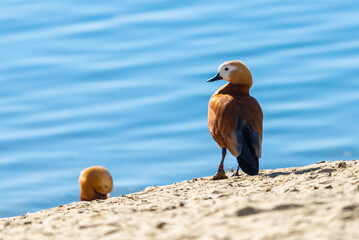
[79,166,113,201]
[207,60,263,180]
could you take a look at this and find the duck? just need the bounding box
[207,60,263,180]
[79,166,113,201]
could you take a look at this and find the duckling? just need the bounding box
[207,60,263,180]
[79,166,113,201]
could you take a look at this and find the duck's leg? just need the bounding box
[230,165,240,177]
[211,148,228,180]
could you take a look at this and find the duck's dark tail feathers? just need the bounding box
[237,156,259,175]
[237,126,259,175]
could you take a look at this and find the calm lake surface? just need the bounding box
[1,0,359,218]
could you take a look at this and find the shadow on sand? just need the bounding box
[262,167,321,178]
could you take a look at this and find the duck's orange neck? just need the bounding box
[218,83,250,96]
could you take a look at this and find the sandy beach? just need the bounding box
[1,160,359,240]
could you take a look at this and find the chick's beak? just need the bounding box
[207,73,223,82]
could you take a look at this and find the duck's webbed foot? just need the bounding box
[211,169,228,180]
[211,148,228,180]
[230,166,240,177]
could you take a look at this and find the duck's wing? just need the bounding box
[208,94,233,148]
[217,95,262,158]
[237,96,263,158]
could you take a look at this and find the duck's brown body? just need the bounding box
[79,166,113,201]
[208,83,263,158]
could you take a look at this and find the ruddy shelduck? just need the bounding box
[79,166,113,201]
[207,60,263,179]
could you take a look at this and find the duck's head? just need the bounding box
[207,60,252,87]
[79,166,113,201]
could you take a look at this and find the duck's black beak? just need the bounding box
[207,73,222,82]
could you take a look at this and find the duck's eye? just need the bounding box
[224,67,229,71]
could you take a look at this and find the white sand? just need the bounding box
[1,160,359,240]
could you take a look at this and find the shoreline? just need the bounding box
[1,160,359,240]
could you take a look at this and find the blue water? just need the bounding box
[1,0,359,218]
